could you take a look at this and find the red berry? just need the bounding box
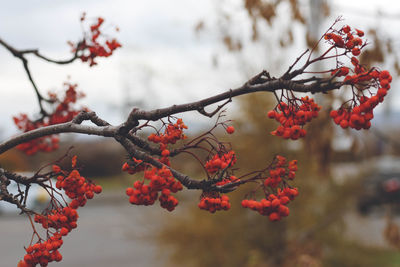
[267,110,276,118]
[226,126,235,134]
[161,149,170,157]
[60,227,69,236]
[351,47,360,56]
[93,185,102,194]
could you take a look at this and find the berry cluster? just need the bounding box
[18,234,63,267]
[326,25,393,130]
[69,14,121,67]
[13,82,86,155]
[147,118,188,166]
[330,69,392,130]
[19,157,101,266]
[198,193,231,213]
[47,82,86,125]
[268,96,321,140]
[34,206,78,234]
[240,155,298,221]
[264,157,297,188]
[54,157,102,209]
[159,188,180,211]
[147,118,188,146]
[204,151,237,174]
[124,118,188,211]
[241,187,298,221]
[325,24,364,54]
[126,166,183,211]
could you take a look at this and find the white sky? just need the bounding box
[0,0,399,138]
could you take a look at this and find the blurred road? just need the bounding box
[0,191,173,267]
[2,189,399,267]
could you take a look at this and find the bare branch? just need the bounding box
[0,169,35,214]
[0,38,79,64]
[0,37,80,116]
[197,98,232,117]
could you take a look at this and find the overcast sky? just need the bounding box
[0,0,399,138]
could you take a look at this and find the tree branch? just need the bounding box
[0,169,35,214]
[126,77,342,123]
[0,37,80,116]
[0,121,117,155]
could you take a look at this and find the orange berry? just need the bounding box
[18,260,28,267]
[52,165,61,173]
[340,120,349,129]
[352,47,360,56]
[60,227,69,236]
[267,110,276,118]
[93,185,102,194]
[161,149,170,157]
[355,29,364,37]
[269,212,281,221]
[226,126,235,134]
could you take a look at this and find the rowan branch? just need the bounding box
[0,69,343,156]
[126,77,343,124]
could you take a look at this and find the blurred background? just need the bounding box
[1,0,400,266]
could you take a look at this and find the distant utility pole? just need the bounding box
[308,0,327,41]
[308,0,329,105]
[119,64,158,118]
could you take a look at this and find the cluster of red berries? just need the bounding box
[241,156,298,221]
[13,82,86,155]
[54,157,102,209]
[34,206,78,234]
[330,100,370,130]
[126,181,157,206]
[148,118,188,146]
[330,69,392,130]
[47,82,86,125]
[18,234,63,267]
[198,193,231,213]
[326,25,393,130]
[204,151,237,174]
[19,157,101,266]
[126,166,183,211]
[264,156,297,188]
[268,96,321,140]
[242,187,298,221]
[325,24,364,55]
[124,118,188,211]
[159,188,180,211]
[69,15,121,67]
[147,118,188,165]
